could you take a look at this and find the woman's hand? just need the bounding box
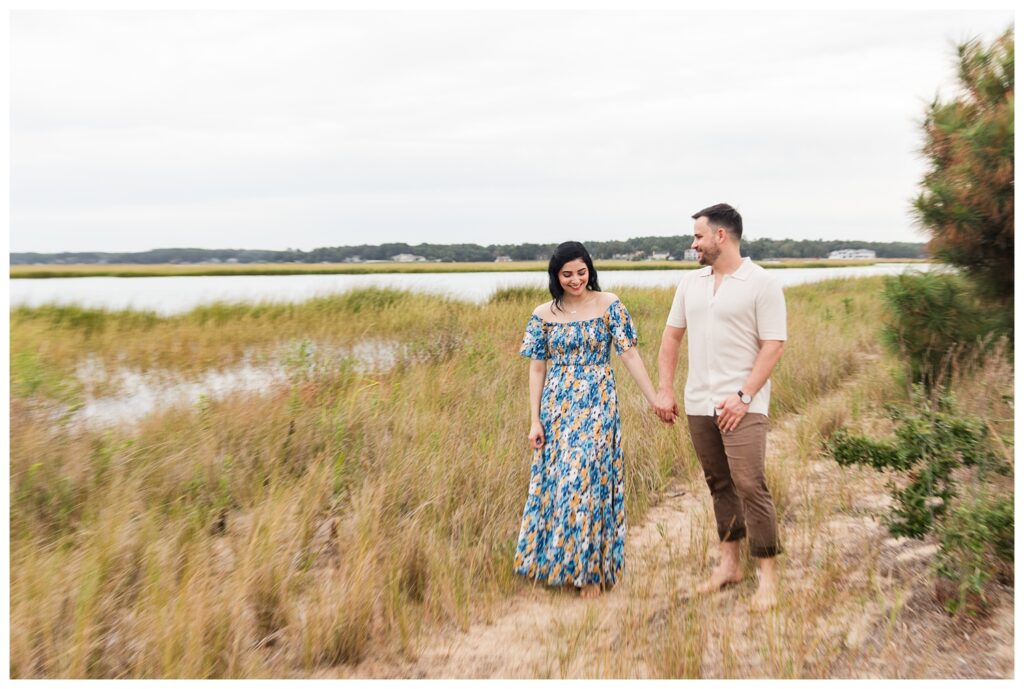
[528,421,545,449]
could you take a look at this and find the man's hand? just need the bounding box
[715,394,748,433]
[655,325,685,426]
[653,389,679,425]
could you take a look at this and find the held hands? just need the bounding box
[715,394,749,433]
[528,420,545,449]
[652,389,679,425]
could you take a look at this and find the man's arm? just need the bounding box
[715,339,785,432]
[741,339,785,401]
[654,325,686,424]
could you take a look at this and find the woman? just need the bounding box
[514,241,659,599]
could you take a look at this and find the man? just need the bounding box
[653,203,786,611]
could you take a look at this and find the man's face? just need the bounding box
[691,216,722,266]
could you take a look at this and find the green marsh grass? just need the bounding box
[11,277,906,677]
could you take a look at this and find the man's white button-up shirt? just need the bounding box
[666,257,787,417]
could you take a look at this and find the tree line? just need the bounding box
[11,236,926,265]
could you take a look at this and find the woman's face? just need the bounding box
[558,258,589,298]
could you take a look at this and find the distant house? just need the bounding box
[649,252,671,261]
[391,253,427,262]
[612,251,647,261]
[683,249,699,261]
[828,249,876,260]
[494,255,513,262]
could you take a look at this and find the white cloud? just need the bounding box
[10,9,1013,251]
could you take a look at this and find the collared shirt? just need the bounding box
[666,257,787,416]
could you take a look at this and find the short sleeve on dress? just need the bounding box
[519,314,548,360]
[607,300,638,355]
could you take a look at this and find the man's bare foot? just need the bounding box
[749,556,778,611]
[696,567,743,594]
[579,583,601,599]
[749,585,777,612]
[697,540,743,595]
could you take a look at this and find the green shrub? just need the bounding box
[934,492,1013,615]
[825,388,1011,614]
[880,272,999,387]
[826,388,1001,538]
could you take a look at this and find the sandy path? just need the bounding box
[338,396,1014,679]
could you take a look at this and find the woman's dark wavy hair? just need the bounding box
[547,241,600,312]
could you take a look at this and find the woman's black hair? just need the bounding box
[547,241,600,312]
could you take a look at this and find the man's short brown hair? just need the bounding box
[692,203,742,241]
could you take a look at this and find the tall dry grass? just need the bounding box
[11,278,891,677]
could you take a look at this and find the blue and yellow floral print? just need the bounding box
[514,298,637,589]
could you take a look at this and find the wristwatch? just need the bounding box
[737,390,752,405]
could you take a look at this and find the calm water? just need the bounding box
[10,264,932,315]
[71,339,405,429]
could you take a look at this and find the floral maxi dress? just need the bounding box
[514,299,637,589]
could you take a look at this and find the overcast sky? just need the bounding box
[9,9,1014,253]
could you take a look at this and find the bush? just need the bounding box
[934,492,1013,615]
[825,389,1011,614]
[826,388,1002,538]
[880,272,1000,388]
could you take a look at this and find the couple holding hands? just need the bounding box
[513,203,786,612]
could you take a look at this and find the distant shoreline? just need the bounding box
[10,258,931,279]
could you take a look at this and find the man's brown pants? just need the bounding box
[687,413,781,558]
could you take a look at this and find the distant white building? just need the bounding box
[828,249,877,260]
[683,249,699,261]
[494,256,512,262]
[649,252,671,261]
[391,253,427,262]
[612,251,647,261]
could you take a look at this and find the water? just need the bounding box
[75,359,289,429]
[10,263,932,315]
[71,338,406,429]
